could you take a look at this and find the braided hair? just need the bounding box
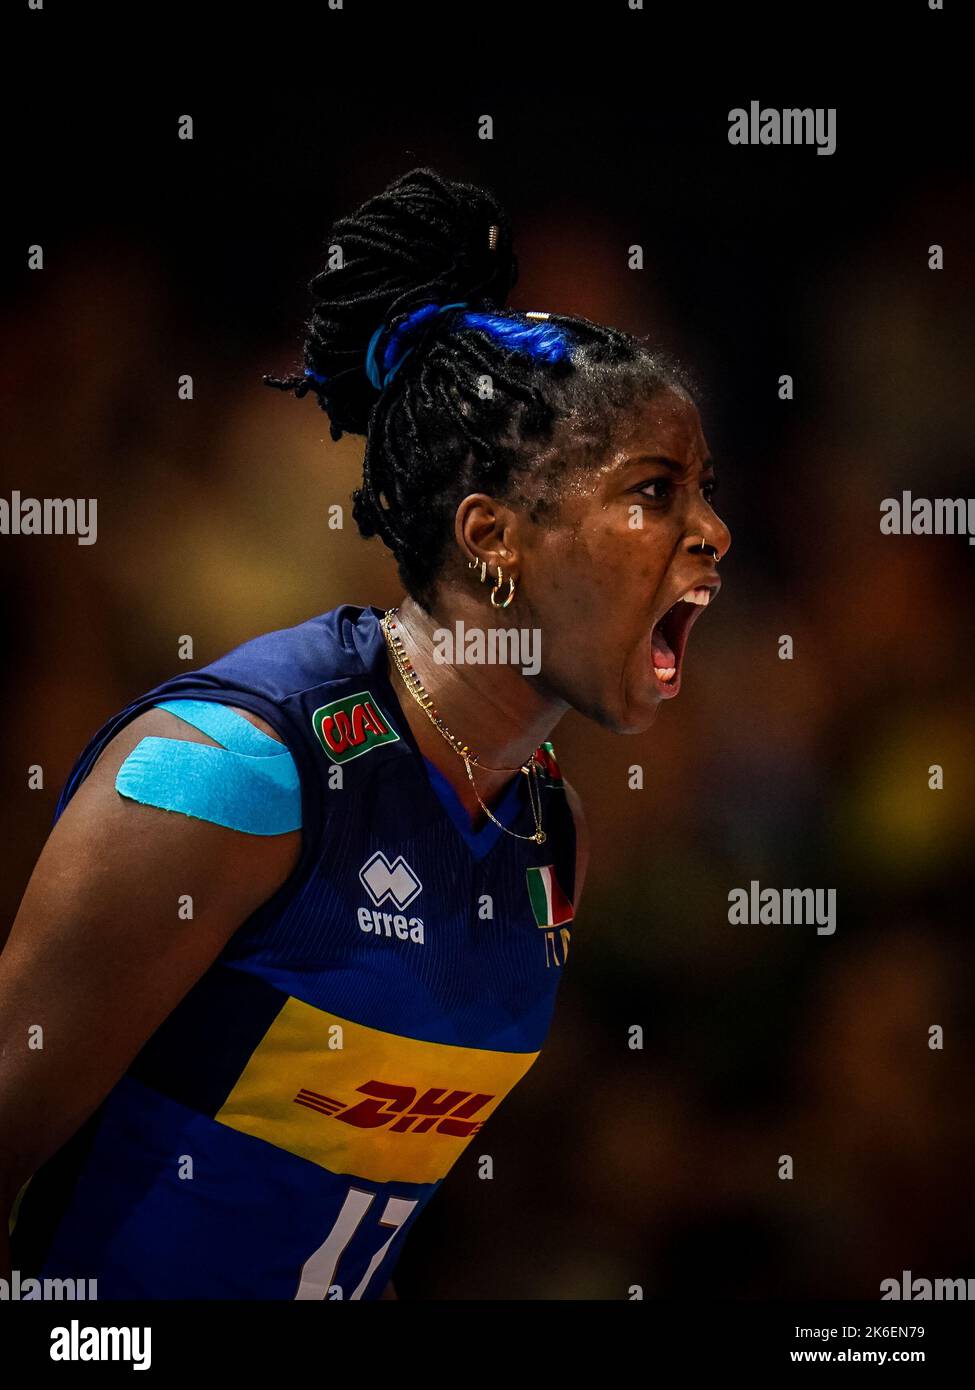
[265,167,696,611]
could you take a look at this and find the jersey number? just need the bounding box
[293,1187,417,1300]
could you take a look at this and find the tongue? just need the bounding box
[650,624,676,668]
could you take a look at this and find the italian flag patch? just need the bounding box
[526,864,574,927]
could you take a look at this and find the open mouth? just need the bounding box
[648,585,716,697]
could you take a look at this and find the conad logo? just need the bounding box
[311,690,400,764]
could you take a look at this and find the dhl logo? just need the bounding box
[294,1080,494,1137]
[216,998,541,1183]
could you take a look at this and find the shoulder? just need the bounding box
[47,704,301,916]
[228,708,285,743]
[195,605,380,699]
[89,703,284,777]
[83,702,302,845]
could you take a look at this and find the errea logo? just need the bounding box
[357,852,425,945]
[359,852,422,909]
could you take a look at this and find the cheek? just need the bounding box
[543,566,598,622]
[530,512,666,621]
[624,516,679,580]
[559,552,649,640]
[593,521,671,598]
[550,531,619,612]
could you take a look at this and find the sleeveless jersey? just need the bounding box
[9,604,577,1300]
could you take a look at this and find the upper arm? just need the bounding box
[562,776,589,914]
[0,704,301,1205]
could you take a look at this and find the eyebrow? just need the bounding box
[624,454,716,473]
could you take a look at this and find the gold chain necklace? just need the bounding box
[381,608,546,845]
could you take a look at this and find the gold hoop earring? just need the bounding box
[490,566,517,609]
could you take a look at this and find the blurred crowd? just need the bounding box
[3,95,973,1298]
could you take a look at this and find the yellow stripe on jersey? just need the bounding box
[214,996,540,1185]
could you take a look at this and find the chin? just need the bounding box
[563,667,665,733]
[617,707,662,735]
[589,698,662,736]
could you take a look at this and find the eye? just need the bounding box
[638,478,673,502]
[702,477,719,503]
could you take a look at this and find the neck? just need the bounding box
[383,590,567,796]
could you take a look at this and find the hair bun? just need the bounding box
[265,168,518,439]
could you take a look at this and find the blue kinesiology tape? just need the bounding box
[114,698,302,835]
[152,699,286,756]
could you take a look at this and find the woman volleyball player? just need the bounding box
[0,167,729,1299]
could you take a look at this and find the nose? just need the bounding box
[686,506,731,562]
[686,524,731,563]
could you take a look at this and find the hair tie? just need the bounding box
[365,301,468,392]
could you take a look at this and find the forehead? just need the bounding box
[609,388,709,464]
[555,388,710,506]
[510,386,711,523]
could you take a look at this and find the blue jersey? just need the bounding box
[10,604,577,1299]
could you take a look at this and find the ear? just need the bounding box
[454,493,519,573]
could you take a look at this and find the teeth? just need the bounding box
[654,667,677,682]
[680,587,711,606]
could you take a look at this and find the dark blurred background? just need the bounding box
[3,5,973,1299]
